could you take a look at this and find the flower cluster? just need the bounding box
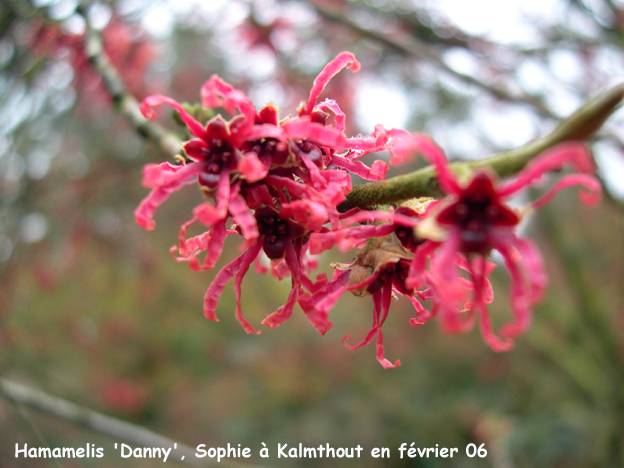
[136,52,601,367]
[309,136,599,365]
[136,52,408,336]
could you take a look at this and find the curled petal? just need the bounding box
[200,75,257,122]
[309,224,394,254]
[280,200,328,232]
[331,155,388,181]
[141,162,202,189]
[237,152,269,183]
[263,284,299,329]
[170,217,230,271]
[229,191,259,239]
[376,286,400,368]
[498,142,595,197]
[405,295,434,326]
[203,254,245,322]
[513,237,547,305]
[531,173,601,210]
[194,172,231,228]
[476,300,514,352]
[428,230,465,303]
[342,286,399,368]
[494,236,546,341]
[282,119,346,149]
[233,242,263,334]
[407,240,437,290]
[300,270,349,334]
[135,163,203,230]
[339,209,419,229]
[134,189,172,231]
[299,149,327,188]
[393,134,461,194]
[303,51,360,115]
[140,95,209,140]
[261,242,303,329]
[270,258,291,280]
[315,99,346,132]
[243,124,287,142]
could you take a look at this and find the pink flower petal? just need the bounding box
[406,295,434,325]
[233,241,263,334]
[303,51,360,115]
[393,134,461,194]
[140,95,209,140]
[203,254,245,322]
[200,75,257,122]
[300,270,349,334]
[498,142,594,197]
[261,241,302,329]
[283,200,327,231]
[375,285,401,368]
[531,173,601,210]
[237,152,269,183]
[243,124,287,142]
[193,172,231,228]
[316,99,346,132]
[141,162,203,189]
[282,119,346,149]
[331,155,389,180]
[169,215,230,271]
[476,300,513,352]
[135,163,204,230]
[229,191,259,240]
[309,224,394,254]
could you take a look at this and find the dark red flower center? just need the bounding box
[198,119,236,188]
[394,225,425,252]
[258,215,289,259]
[394,207,424,252]
[436,172,520,253]
[367,261,412,295]
[245,138,287,166]
[256,210,306,260]
[292,140,322,162]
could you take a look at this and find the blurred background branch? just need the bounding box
[0,378,268,468]
[341,83,624,210]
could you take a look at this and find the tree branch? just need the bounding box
[0,378,269,468]
[303,0,556,118]
[77,6,182,159]
[339,84,624,211]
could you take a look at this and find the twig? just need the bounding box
[0,378,269,468]
[77,6,182,159]
[303,0,556,118]
[339,84,624,211]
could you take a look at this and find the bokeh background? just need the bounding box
[1,0,624,467]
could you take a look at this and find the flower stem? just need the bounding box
[77,6,182,159]
[339,84,624,212]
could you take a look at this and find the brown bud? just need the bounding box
[345,235,413,296]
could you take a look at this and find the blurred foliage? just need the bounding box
[1,0,624,467]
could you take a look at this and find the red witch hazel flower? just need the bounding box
[135,52,410,335]
[395,136,602,351]
[303,207,429,368]
[302,138,599,366]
